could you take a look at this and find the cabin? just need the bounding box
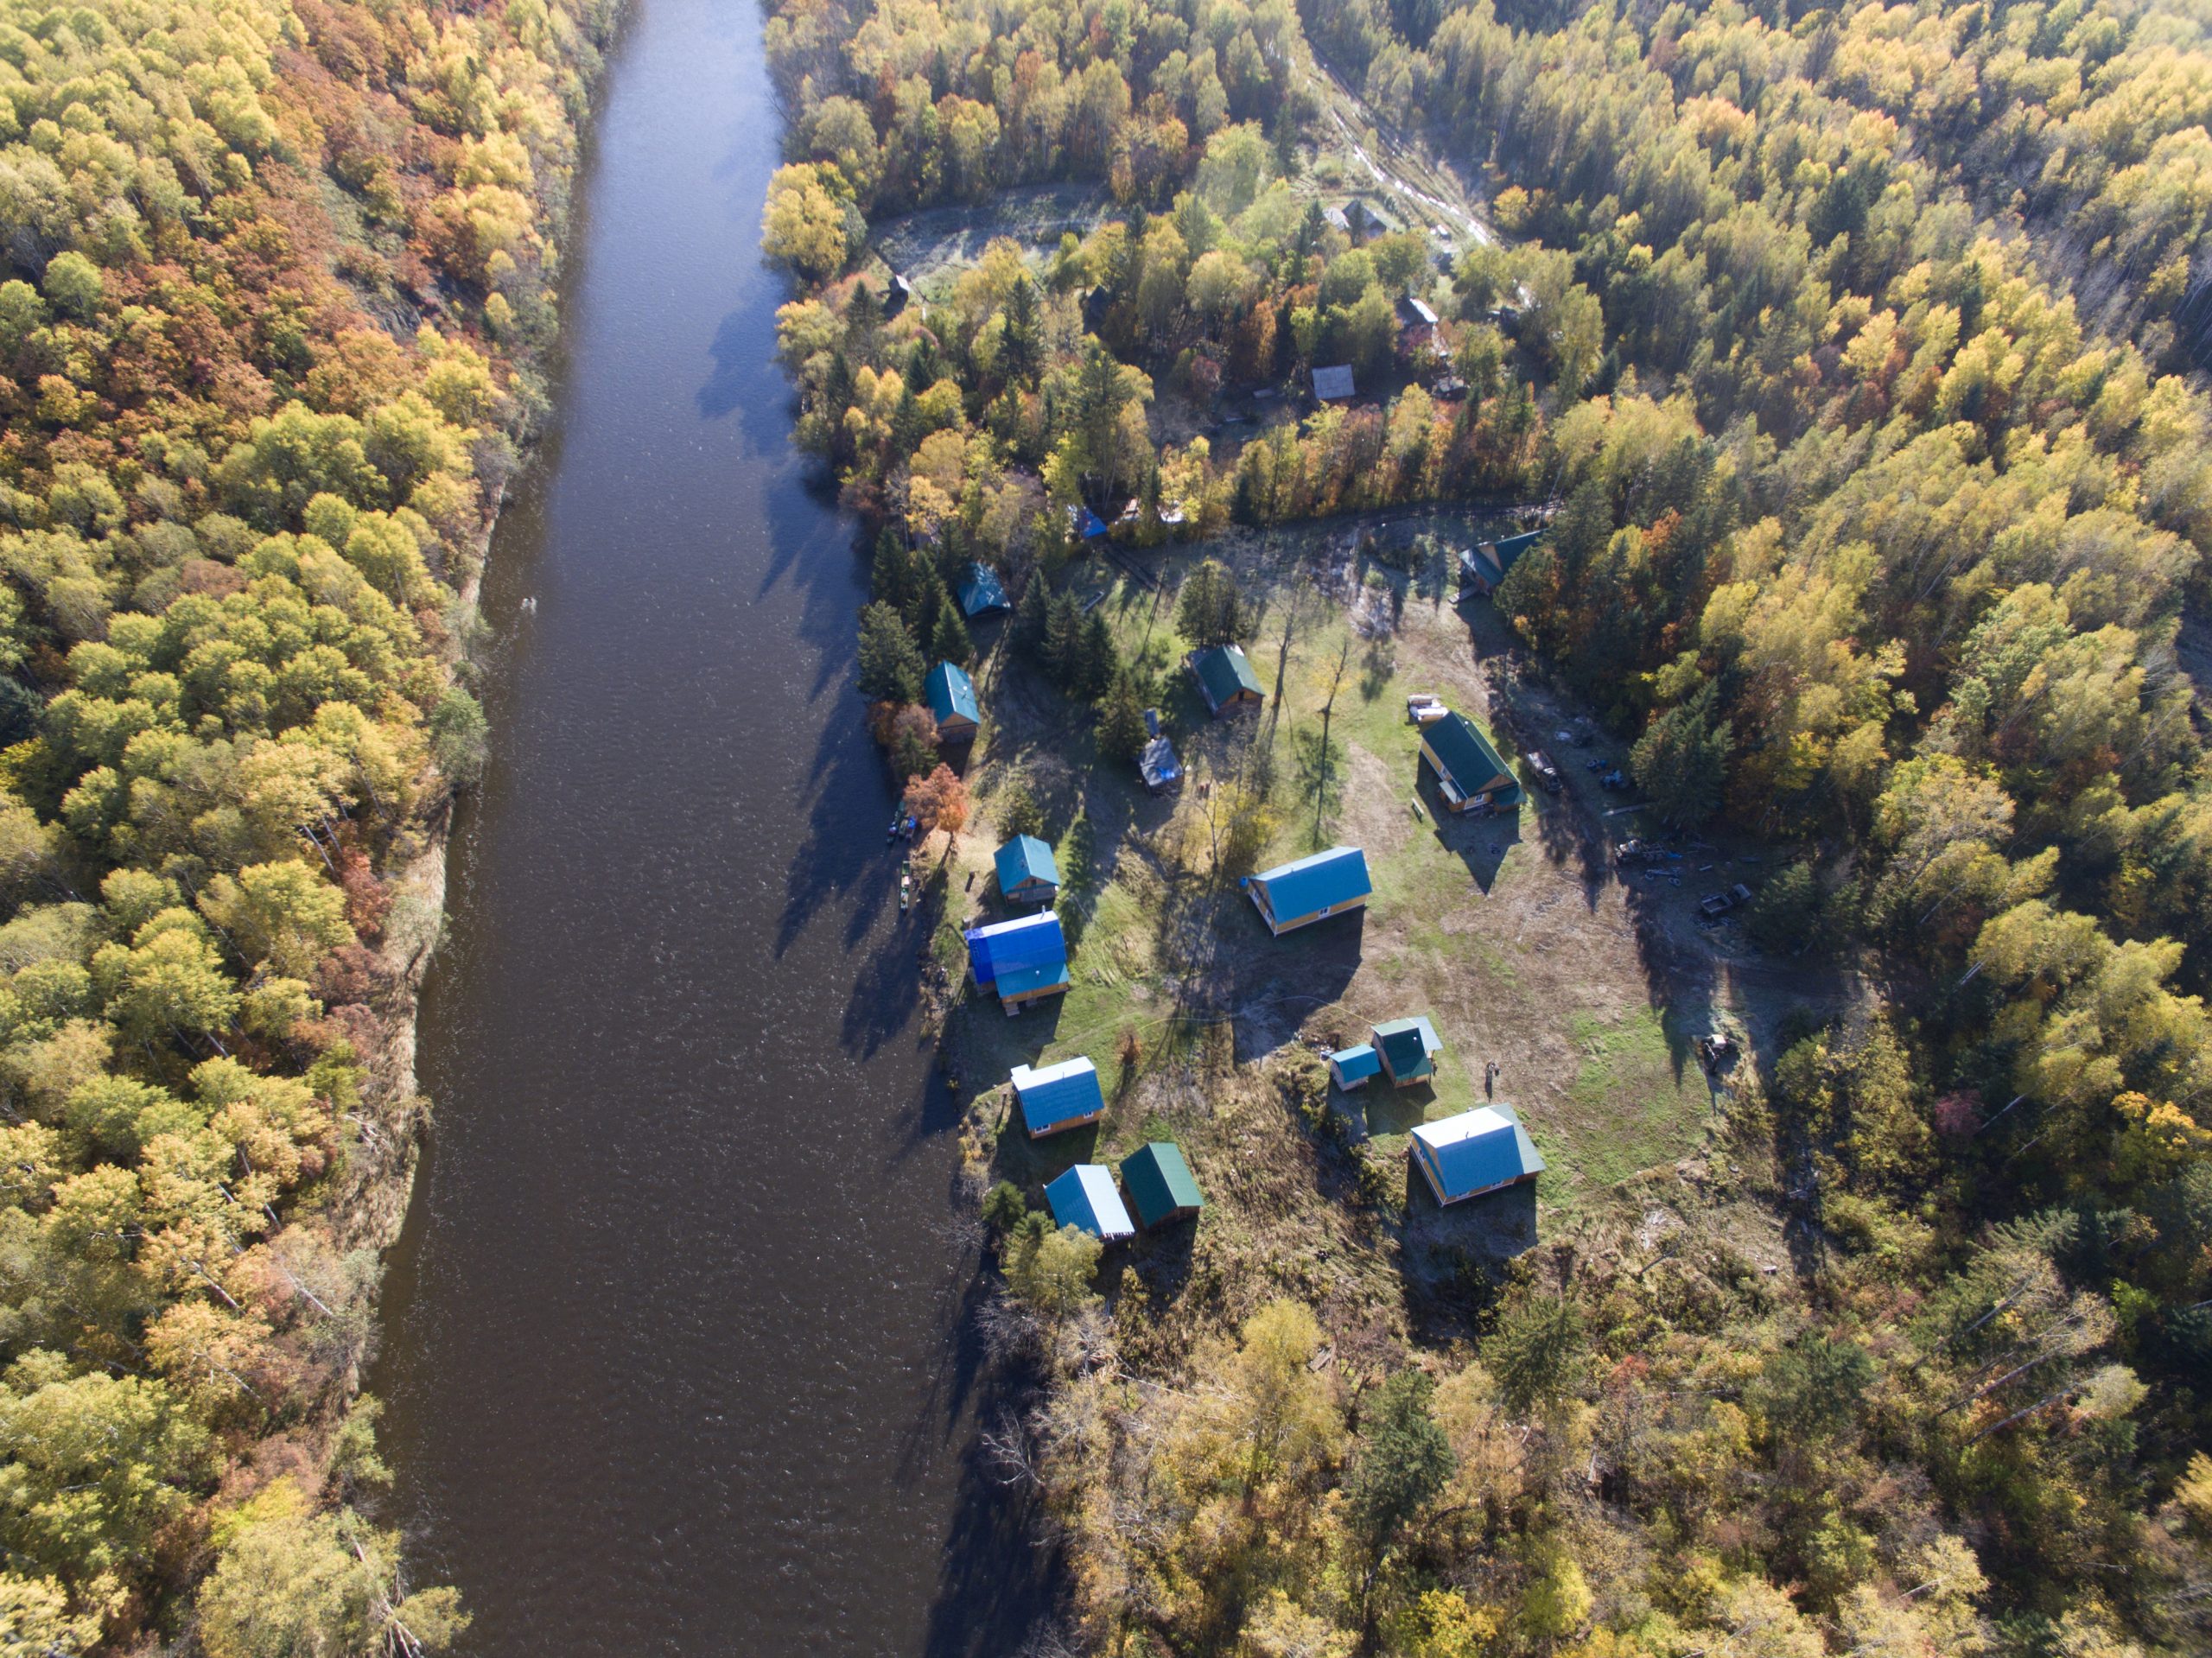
[1459,529,1541,597]
[1046,1164,1135,1241]
[1396,294,1440,350]
[1327,1044,1382,1090]
[1067,504,1109,541]
[1411,1104,1544,1205]
[926,662,981,742]
[964,911,1071,1014]
[1346,199,1395,241]
[1421,710,1518,814]
[1245,845,1372,936]
[1313,364,1356,402]
[883,271,912,318]
[958,562,1011,617]
[995,835,1059,907]
[1372,1016,1443,1087]
[1323,204,1351,235]
[1189,644,1263,716]
[1121,1141,1204,1229]
[1140,734,1184,795]
[1011,1056,1105,1138]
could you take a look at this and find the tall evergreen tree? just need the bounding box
[857,601,925,704]
[1097,671,1147,760]
[1002,274,1042,387]
[931,599,972,668]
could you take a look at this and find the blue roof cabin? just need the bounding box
[925,661,980,741]
[1328,1044,1382,1089]
[1011,1057,1105,1138]
[964,911,1071,1013]
[1421,710,1517,814]
[958,562,1012,617]
[1313,363,1356,401]
[1046,1164,1135,1240]
[1245,845,1372,936]
[1372,1016,1442,1086]
[1459,530,1541,597]
[1189,644,1264,716]
[1411,1104,1544,1204]
[995,835,1059,907]
[1067,505,1109,540]
[1121,1141,1203,1229]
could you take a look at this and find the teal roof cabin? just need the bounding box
[1411,1104,1543,1204]
[995,835,1059,907]
[1420,710,1516,813]
[1372,1016,1442,1086]
[1328,1044,1382,1089]
[1121,1141,1203,1229]
[926,661,980,740]
[958,562,1012,617]
[1245,845,1371,935]
[1189,644,1263,716]
[1459,529,1541,597]
[1011,1057,1105,1138]
[1046,1165,1135,1240]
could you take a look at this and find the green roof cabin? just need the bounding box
[1411,1104,1543,1204]
[1011,1057,1105,1138]
[1046,1164,1135,1240]
[1188,644,1264,717]
[995,835,1059,907]
[1327,1044,1382,1090]
[1459,530,1541,597]
[1244,845,1372,935]
[1120,1141,1203,1229]
[1421,710,1517,814]
[1372,1016,1443,1086]
[926,661,981,741]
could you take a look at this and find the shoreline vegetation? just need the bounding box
[763,0,2212,1654]
[0,0,617,1647]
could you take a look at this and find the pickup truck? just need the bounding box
[1699,882,1755,918]
[1526,751,1561,793]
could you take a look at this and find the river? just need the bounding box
[370,0,1043,1650]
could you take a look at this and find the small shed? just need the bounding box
[1121,1141,1203,1229]
[1313,364,1356,402]
[1011,1057,1105,1138]
[1372,1016,1442,1086]
[883,271,912,317]
[1396,294,1439,348]
[1421,710,1517,814]
[1189,644,1263,716]
[1140,734,1184,794]
[1245,846,1372,936]
[964,911,1071,1013]
[1328,1044,1382,1090]
[1411,1104,1544,1205]
[995,835,1060,907]
[925,661,980,740]
[958,562,1012,617]
[1067,504,1109,540]
[1046,1164,1135,1240]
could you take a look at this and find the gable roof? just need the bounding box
[1251,846,1371,918]
[1396,294,1439,327]
[1121,1141,1202,1228]
[1313,364,1355,401]
[1373,1015,1442,1078]
[1328,1044,1382,1083]
[965,910,1065,985]
[926,661,979,727]
[1012,1057,1104,1134]
[958,562,1011,616]
[1191,644,1262,708]
[1412,1104,1544,1198]
[1492,529,1541,569]
[1424,709,1513,796]
[995,835,1059,893]
[1046,1164,1134,1239]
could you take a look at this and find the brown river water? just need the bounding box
[370,1,1046,1649]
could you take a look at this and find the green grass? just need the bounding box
[1539,1006,1711,1193]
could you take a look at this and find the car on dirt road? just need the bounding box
[1525,751,1561,793]
[1699,882,1755,918]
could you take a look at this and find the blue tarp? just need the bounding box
[1250,846,1371,921]
[1412,1105,1544,1201]
[1046,1165,1135,1238]
[959,562,1012,616]
[1013,1058,1105,1135]
[966,911,1066,987]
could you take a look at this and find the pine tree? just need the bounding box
[857,601,925,704]
[870,526,915,612]
[1097,672,1147,760]
[1002,274,1042,386]
[1077,609,1116,698]
[1014,571,1052,654]
[1043,591,1082,689]
[1175,559,1242,648]
[931,600,972,668]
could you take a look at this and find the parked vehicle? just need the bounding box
[1699,882,1755,918]
[1526,751,1561,793]
[1599,769,1630,790]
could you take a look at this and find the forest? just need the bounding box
[763,0,2212,1653]
[0,0,611,1646]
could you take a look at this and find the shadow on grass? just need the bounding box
[1397,1168,1538,1344]
[1415,763,1520,895]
